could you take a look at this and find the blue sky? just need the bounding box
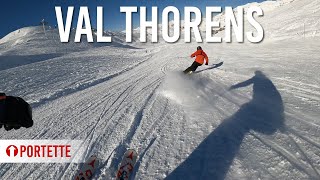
[0,0,264,38]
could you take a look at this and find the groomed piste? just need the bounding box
[0,0,320,179]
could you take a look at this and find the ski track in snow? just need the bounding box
[2,40,320,179]
[1,40,320,179]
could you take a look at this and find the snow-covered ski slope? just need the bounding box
[0,0,320,179]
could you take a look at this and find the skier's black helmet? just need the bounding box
[197,46,202,50]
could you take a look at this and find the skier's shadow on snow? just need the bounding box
[165,70,285,180]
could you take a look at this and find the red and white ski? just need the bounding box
[75,155,100,180]
[115,149,138,180]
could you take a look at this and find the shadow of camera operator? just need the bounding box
[165,71,285,180]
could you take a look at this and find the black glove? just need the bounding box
[0,94,33,131]
[0,123,21,131]
[0,93,5,127]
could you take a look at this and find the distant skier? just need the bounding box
[183,46,209,74]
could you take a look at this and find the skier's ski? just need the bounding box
[212,61,224,67]
[194,61,224,73]
[75,155,100,180]
[115,149,138,180]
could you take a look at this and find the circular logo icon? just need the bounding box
[6,145,18,157]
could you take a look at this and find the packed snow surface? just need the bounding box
[0,0,320,179]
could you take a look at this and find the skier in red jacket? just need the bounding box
[183,46,209,74]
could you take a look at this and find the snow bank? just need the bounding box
[0,26,38,45]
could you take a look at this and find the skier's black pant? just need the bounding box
[184,61,202,74]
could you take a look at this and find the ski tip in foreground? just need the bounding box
[116,149,138,180]
[75,155,100,180]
